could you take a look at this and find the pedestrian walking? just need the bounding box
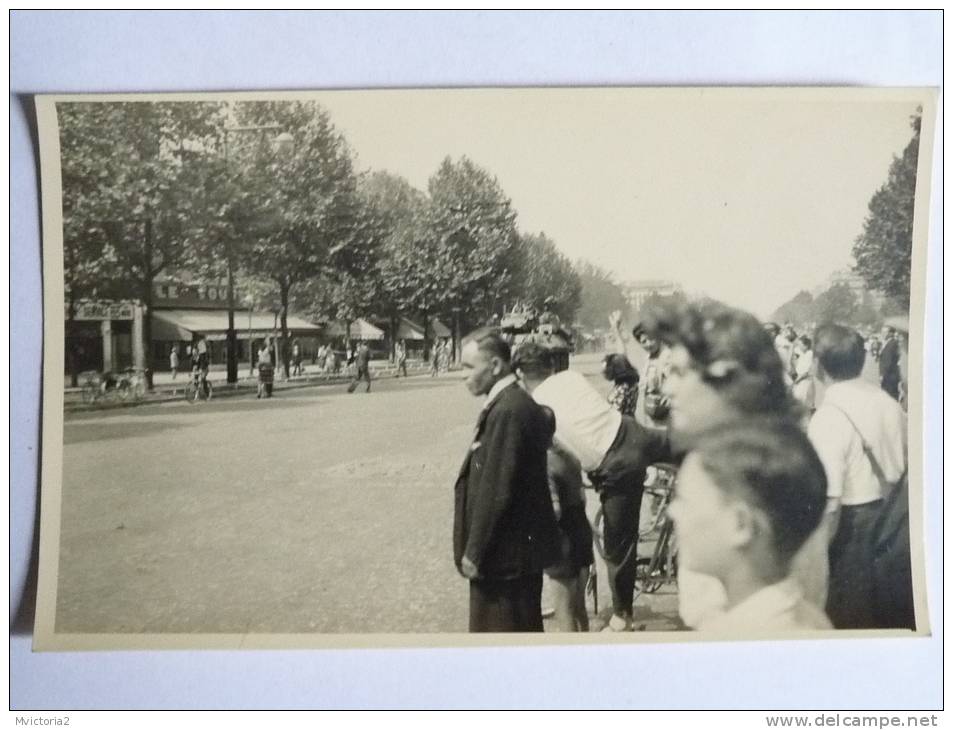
[346,340,372,393]
[257,338,276,399]
[395,339,408,378]
[170,344,179,381]
[291,340,302,377]
[454,330,561,632]
[513,342,669,632]
[809,324,910,628]
[430,341,442,377]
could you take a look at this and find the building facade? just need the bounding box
[621,279,684,316]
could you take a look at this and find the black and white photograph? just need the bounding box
[29,86,934,651]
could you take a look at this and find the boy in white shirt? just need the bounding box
[669,421,832,633]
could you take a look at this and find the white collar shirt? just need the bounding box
[530,369,621,472]
[698,577,832,633]
[484,373,518,411]
[808,378,906,506]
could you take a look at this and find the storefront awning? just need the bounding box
[322,318,385,341]
[152,309,322,341]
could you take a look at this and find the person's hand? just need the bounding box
[460,556,480,580]
[608,310,624,333]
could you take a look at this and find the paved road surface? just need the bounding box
[57,354,679,635]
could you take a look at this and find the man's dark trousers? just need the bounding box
[347,366,371,393]
[469,574,544,632]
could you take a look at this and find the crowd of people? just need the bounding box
[453,298,914,635]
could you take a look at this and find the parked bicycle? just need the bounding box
[80,368,147,404]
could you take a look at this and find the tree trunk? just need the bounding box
[390,315,399,362]
[66,293,78,388]
[279,281,291,379]
[142,220,155,390]
[422,311,431,361]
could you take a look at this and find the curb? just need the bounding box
[64,365,458,413]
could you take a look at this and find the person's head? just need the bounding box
[511,341,555,393]
[763,322,781,339]
[794,335,812,355]
[813,323,865,383]
[641,299,794,438]
[782,325,797,342]
[460,327,512,397]
[601,353,639,387]
[632,321,661,356]
[881,325,895,340]
[668,421,828,586]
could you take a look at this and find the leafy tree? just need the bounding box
[58,101,226,388]
[356,171,431,357]
[813,282,859,325]
[510,232,582,324]
[574,259,629,331]
[770,290,815,328]
[852,111,921,310]
[426,156,520,356]
[234,100,364,376]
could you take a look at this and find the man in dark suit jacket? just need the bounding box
[878,327,901,400]
[454,330,561,632]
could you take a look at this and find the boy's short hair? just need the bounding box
[462,326,511,363]
[691,420,828,564]
[814,323,865,380]
[511,341,554,377]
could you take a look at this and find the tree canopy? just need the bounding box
[852,111,921,310]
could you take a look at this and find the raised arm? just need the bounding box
[608,310,649,373]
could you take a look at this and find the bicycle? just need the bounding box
[185,367,213,404]
[79,368,147,404]
[590,462,679,595]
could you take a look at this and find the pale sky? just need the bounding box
[302,88,920,318]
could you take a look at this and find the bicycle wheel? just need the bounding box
[81,382,98,404]
[591,505,607,561]
[185,382,198,404]
[133,380,146,400]
[203,381,213,401]
[118,381,132,401]
[635,521,672,594]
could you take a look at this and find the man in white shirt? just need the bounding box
[513,342,669,632]
[808,324,907,629]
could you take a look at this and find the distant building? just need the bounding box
[812,268,885,308]
[621,279,684,315]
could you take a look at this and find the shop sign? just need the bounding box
[69,301,136,321]
[153,282,231,308]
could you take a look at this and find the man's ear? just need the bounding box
[490,356,504,377]
[728,501,761,550]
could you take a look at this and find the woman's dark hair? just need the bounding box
[641,298,795,419]
[692,420,828,564]
[602,353,639,386]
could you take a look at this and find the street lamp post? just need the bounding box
[222,123,286,385]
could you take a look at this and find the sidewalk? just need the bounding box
[64,360,455,412]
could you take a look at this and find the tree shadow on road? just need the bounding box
[64,419,188,445]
